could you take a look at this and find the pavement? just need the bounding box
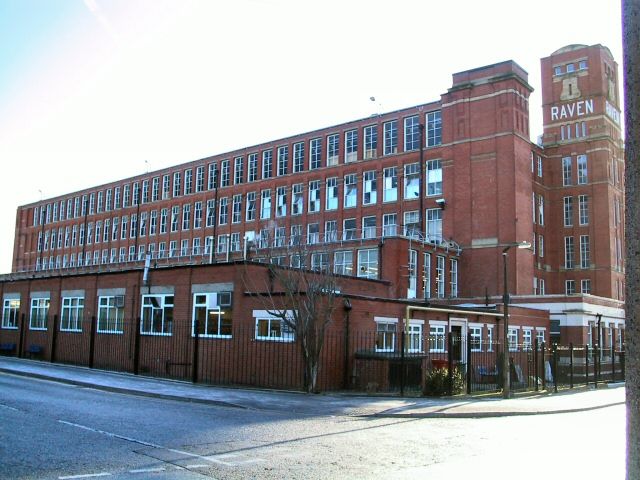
[0,356,625,418]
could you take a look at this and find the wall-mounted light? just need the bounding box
[435,198,446,210]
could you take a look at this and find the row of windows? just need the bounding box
[553,60,588,76]
[374,322,546,354]
[1,292,232,337]
[565,279,592,295]
[32,113,443,228]
[38,204,443,258]
[560,122,588,140]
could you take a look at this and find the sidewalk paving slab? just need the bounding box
[0,357,625,419]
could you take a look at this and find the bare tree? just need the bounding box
[243,231,341,393]
[624,1,640,477]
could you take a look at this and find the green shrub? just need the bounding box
[423,367,465,396]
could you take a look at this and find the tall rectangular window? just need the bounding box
[404,163,419,199]
[232,194,242,223]
[357,249,378,279]
[364,125,377,159]
[327,134,339,166]
[345,129,358,162]
[173,172,181,197]
[563,197,573,227]
[426,159,442,196]
[450,259,458,298]
[293,142,304,173]
[277,146,288,176]
[325,177,338,211]
[426,111,442,147]
[184,169,193,195]
[218,197,228,225]
[182,204,191,230]
[383,120,398,155]
[579,195,589,225]
[30,297,50,330]
[171,206,179,232]
[423,253,431,299]
[234,157,244,185]
[195,166,204,192]
[248,154,258,182]
[192,292,232,338]
[310,138,321,170]
[207,163,217,190]
[565,280,576,295]
[2,299,20,329]
[162,175,170,199]
[221,160,230,187]
[141,180,149,204]
[260,190,271,220]
[427,208,443,242]
[362,216,377,239]
[292,184,303,215]
[152,177,160,201]
[562,157,572,186]
[333,250,353,276]
[580,235,590,268]
[537,155,543,177]
[408,249,417,298]
[363,171,377,205]
[564,236,574,269]
[205,200,215,228]
[383,213,397,237]
[383,167,397,202]
[325,220,337,243]
[577,154,588,184]
[538,195,544,225]
[436,255,445,298]
[308,180,320,213]
[404,115,420,151]
[262,150,272,179]
[344,174,357,208]
[193,202,202,229]
[276,187,287,217]
[114,187,121,209]
[246,192,256,222]
[160,208,168,233]
[404,211,419,238]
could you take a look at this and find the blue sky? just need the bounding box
[0,0,623,273]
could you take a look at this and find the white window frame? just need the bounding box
[254,310,295,342]
[97,296,125,334]
[60,297,84,332]
[140,294,174,336]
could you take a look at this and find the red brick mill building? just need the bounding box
[0,44,625,391]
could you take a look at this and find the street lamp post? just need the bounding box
[502,241,531,399]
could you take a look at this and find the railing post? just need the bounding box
[534,338,539,392]
[447,332,453,396]
[611,347,616,382]
[552,343,558,393]
[50,314,59,363]
[594,344,599,388]
[569,343,574,389]
[192,318,199,384]
[88,315,97,369]
[541,341,546,391]
[585,344,590,386]
[18,313,26,358]
[133,317,141,375]
[466,331,472,395]
[400,331,405,396]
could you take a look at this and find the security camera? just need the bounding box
[435,198,446,209]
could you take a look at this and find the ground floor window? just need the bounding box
[408,322,423,353]
[429,325,445,353]
[61,297,84,332]
[30,297,50,330]
[2,299,19,329]
[141,294,174,335]
[375,321,396,352]
[508,328,518,351]
[470,326,482,351]
[255,316,294,342]
[193,292,232,337]
[98,296,125,333]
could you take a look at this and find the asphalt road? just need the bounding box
[0,372,625,479]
